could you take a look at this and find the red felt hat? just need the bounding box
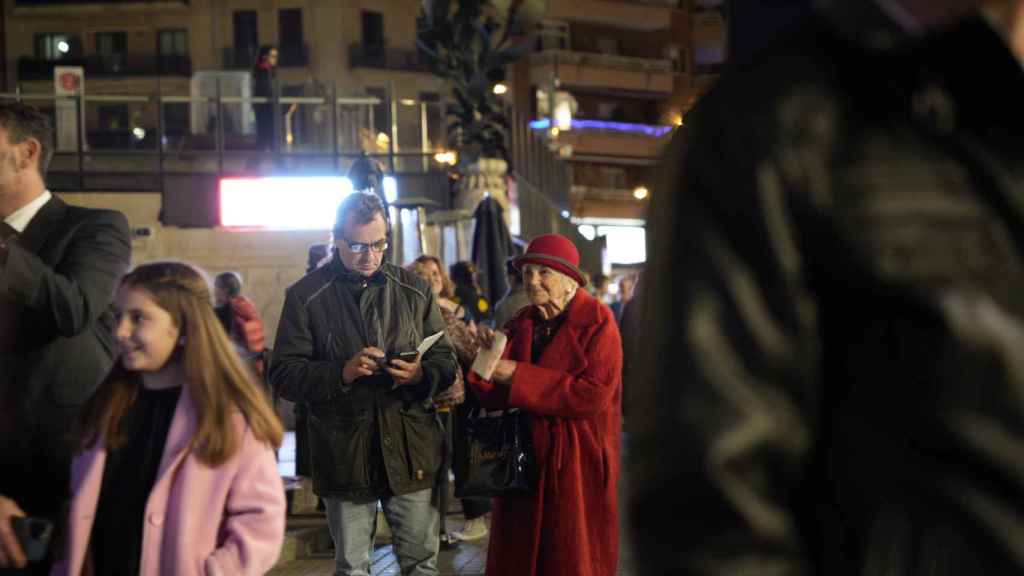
[515,234,587,286]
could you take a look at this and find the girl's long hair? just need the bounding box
[411,254,455,299]
[78,261,283,465]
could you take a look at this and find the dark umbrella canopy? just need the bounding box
[471,196,514,305]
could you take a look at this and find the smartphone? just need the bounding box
[373,351,417,370]
[389,351,420,364]
[11,516,53,563]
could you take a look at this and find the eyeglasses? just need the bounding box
[342,238,389,253]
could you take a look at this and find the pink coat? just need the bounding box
[52,386,286,576]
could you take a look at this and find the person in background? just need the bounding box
[408,255,492,543]
[0,101,131,574]
[407,256,495,544]
[450,261,490,327]
[250,45,295,170]
[608,274,635,324]
[214,271,266,379]
[469,234,623,576]
[630,0,1024,574]
[251,45,278,163]
[271,192,458,576]
[591,273,611,304]
[54,261,285,575]
[491,257,530,330]
[617,275,641,422]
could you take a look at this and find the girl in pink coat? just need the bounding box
[53,261,286,576]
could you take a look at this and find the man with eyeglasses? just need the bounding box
[271,191,457,576]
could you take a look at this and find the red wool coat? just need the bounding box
[468,290,623,576]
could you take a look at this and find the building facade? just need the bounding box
[517,0,726,262]
[1,0,449,171]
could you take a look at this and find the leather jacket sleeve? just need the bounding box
[628,113,821,575]
[269,288,345,404]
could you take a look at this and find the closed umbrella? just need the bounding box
[471,196,514,306]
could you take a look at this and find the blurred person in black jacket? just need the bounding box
[629,1,1024,574]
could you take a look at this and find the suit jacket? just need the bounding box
[0,195,130,568]
[52,386,286,576]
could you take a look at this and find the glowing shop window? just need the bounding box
[220,177,354,230]
[597,225,646,264]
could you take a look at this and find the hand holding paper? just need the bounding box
[471,327,507,381]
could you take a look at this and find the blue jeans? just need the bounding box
[324,489,440,576]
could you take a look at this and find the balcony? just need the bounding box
[17,54,192,81]
[222,46,256,70]
[545,0,672,30]
[17,0,186,3]
[530,50,675,95]
[532,118,672,160]
[14,0,188,11]
[279,44,309,68]
[348,44,430,73]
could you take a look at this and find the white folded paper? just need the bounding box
[417,330,446,356]
[470,330,508,381]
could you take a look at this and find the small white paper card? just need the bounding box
[417,330,447,356]
[470,330,507,380]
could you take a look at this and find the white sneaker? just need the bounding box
[452,517,488,541]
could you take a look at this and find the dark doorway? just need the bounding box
[233,10,259,67]
[278,8,306,66]
[361,11,385,48]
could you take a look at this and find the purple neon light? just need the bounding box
[529,118,673,137]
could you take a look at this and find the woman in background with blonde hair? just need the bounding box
[408,255,492,542]
[54,261,286,576]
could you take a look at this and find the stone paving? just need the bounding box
[267,516,488,576]
[268,433,638,575]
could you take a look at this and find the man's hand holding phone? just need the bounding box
[0,495,27,569]
[385,352,422,386]
[343,347,386,385]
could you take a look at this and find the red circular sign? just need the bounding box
[59,72,79,93]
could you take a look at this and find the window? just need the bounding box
[535,21,569,51]
[366,87,390,144]
[164,103,189,135]
[421,92,444,150]
[361,11,385,48]
[279,9,303,47]
[95,32,127,72]
[278,9,306,66]
[35,34,72,60]
[99,105,130,131]
[233,10,259,67]
[158,30,187,56]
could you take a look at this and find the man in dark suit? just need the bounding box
[0,102,131,573]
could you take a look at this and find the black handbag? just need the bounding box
[454,408,537,498]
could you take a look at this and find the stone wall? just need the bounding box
[58,192,328,348]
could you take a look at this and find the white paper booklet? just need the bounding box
[470,330,508,380]
[417,330,447,356]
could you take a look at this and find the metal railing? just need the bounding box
[16,0,187,4]
[348,44,429,73]
[530,49,675,73]
[17,54,192,80]
[0,84,450,191]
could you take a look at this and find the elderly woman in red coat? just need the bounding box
[469,233,623,576]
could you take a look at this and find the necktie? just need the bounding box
[0,221,17,266]
[0,221,16,241]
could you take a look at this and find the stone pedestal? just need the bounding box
[455,157,508,215]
